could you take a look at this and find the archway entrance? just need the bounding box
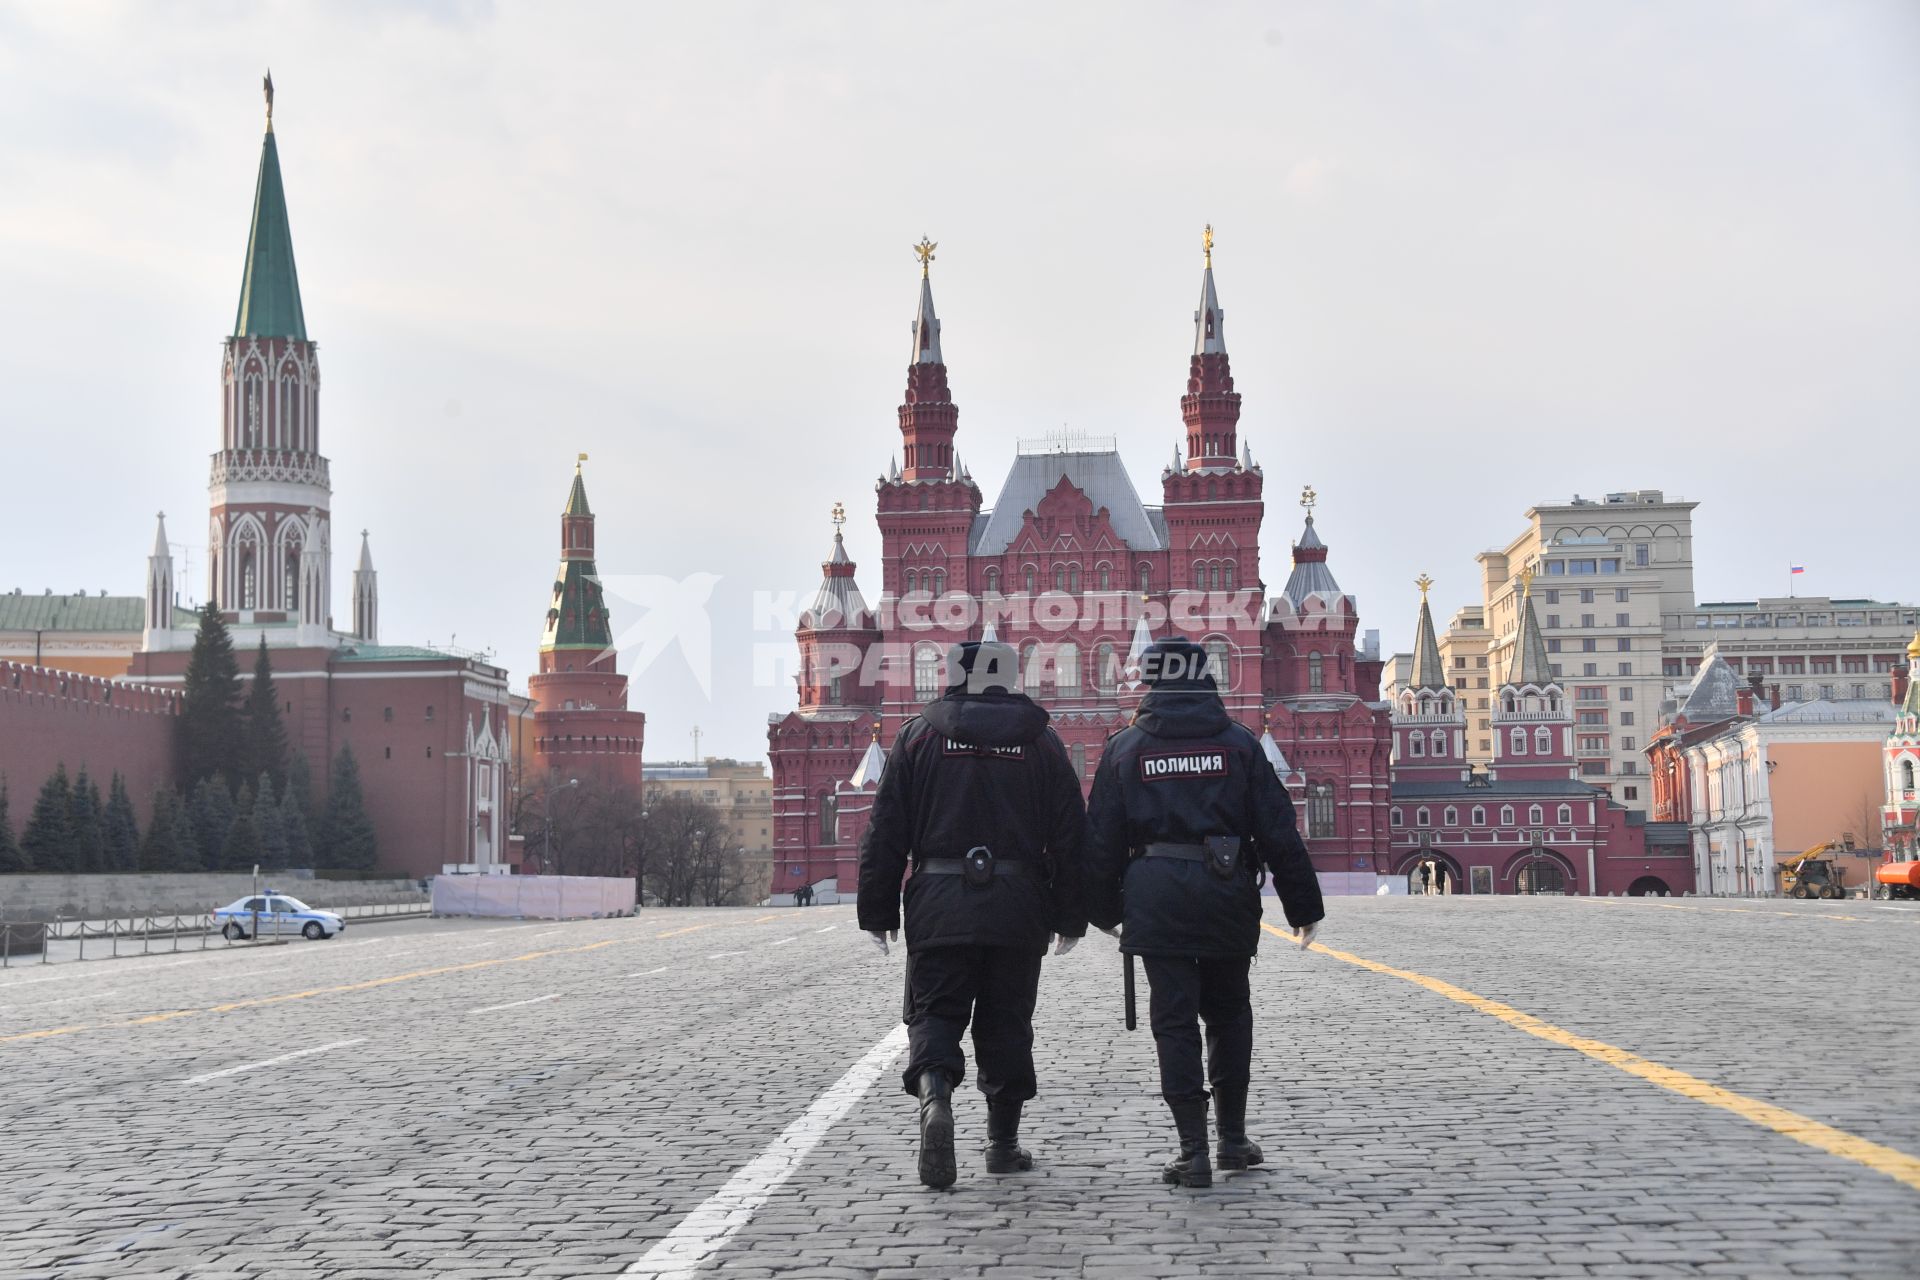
[1396,851,1463,896]
[1515,858,1567,895]
[1627,875,1671,897]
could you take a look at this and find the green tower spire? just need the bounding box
[233,81,307,341]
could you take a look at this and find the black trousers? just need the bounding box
[901,945,1044,1101]
[1142,954,1253,1104]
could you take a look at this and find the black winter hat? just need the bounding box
[1140,638,1218,690]
[943,640,1020,695]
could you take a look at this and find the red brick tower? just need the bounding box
[528,458,645,789]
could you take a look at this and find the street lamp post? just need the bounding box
[544,778,579,874]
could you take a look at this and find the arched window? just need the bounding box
[1528,804,1544,827]
[985,567,1000,595]
[1069,565,1081,594]
[282,547,301,613]
[1391,807,1403,828]
[1471,806,1486,827]
[1023,644,1043,693]
[1138,564,1151,592]
[1500,805,1515,826]
[819,794,839,845]
[1098,564,1111,591]
[1307,783,1336,837]
[1535,726,1552,754]
[1510,727,1527,756]
[1416,807,1431,828]
[1430,730,1447,756]
[913,643,943,700]
[1307,652,1324,693]
[1223,561,1235,591]
[1056,642,1081,694]
[931,568,946,596]
[1903,758,1915,792]
[1192,560,1205,589]
[1024,565,1037,594]
[903,569,918,595]
[1503,692,1517,714]
[1444,806,1458,827]
[1072,742,1087,778]
[1095,642,1117,695]
[1557,803,1573,825]
[1052,565,1065,592]
[1207,639,1231,691]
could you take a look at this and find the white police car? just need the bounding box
[213,892,345,941]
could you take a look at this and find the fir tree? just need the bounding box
[102,774,141,873]
[22,766,74,873]
[221,782,262,871]
[190,777,235,864]
[0,778,28,873]
[243,637,290,787]
[140,788,199,872]
[286,752,314,824]
[279,778,313,866]
[255,773,290,867]
[68,768,105,874]
[178,602,243,788]
[319,745,377,873]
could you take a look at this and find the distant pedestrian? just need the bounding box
[1418,862,1432,895]
[1432,863,1448,895]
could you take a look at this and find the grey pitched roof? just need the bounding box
[1409,596,1445,691]
[1279,515,1344,607]
[1506,589,1555,687]
[1673,655,1742,722]
[971,448,1165,556]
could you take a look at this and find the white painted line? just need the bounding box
[624,1024,908,1277]
[814,926,837,934]
[468,993,560,1014]
[185,1038,365,1084]
[628,967,669,978]
[707,951,747,959]
[770,937,797,947]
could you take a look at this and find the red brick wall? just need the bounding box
[0,662,180,824]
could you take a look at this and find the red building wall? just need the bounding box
[0,662,180,826]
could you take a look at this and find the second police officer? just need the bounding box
[859,640,1088,1190]
[1086,637,1325,1187]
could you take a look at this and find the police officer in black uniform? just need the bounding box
[1086,638,1324,1187]
[859,640,1088,1190]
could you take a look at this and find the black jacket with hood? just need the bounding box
[857,689,1088,953]
[1086,688,1324,957]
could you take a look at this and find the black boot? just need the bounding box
[1160,1097,1213,1188]
[983,1097,1033,1173]
[916,1070,956,1190]
[1213,1081,1264,1170]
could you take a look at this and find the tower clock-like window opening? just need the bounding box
[1307,783,1336,838]
[1307,651,1324,693]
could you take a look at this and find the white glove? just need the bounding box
[1051,934,1078,957]
[1292,921,1320,951]
[1099,925,1123,941]
[867,929,898,956]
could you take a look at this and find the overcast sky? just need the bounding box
[1,1,1915,761]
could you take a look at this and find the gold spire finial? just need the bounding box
[1416,573,1433,600]
[263,70,274,130]
[1203,223,1214,268]
[1520,565,1535,598]
[831,500,846,532]
[1299,484,1317,513]
[913,237,937,278]
[1907,629,1920,662]
[576,451,588,470]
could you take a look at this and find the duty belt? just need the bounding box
[1143,837,1245,880]
[918,845,1033,887]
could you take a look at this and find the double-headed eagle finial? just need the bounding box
[913,237,937,278]
[831,500,846,532]
[1416,573,1434,600]
[1299,484,1317,513]
[263,70,274,129]
[1203,223,1214,269]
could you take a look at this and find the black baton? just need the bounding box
[1124,951,1137,1031]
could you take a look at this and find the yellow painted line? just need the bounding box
[1263,922,1920,1193]
[752,913,784,924]
[2,916,791,1046]
[1571,898,1862,923]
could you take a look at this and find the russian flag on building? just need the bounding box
[1790,564,1806,575]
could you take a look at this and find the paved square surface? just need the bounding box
[2,897,1916,1278]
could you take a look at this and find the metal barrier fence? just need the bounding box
[0,899,432,968]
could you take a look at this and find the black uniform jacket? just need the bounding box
[857,690,1088,954]
[1086,689,1324,957]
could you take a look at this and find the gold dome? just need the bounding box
[1908,630,1920,662]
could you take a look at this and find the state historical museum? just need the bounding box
[767,234,1393,900]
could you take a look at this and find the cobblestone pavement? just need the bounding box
[1,898,1916,1279]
